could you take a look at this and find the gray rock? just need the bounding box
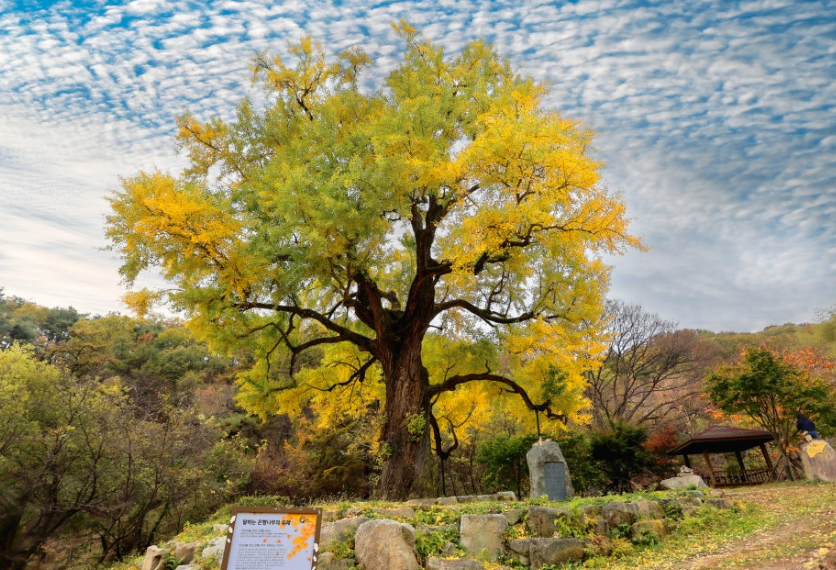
[802,440,836,482]
[681,504,701,517]
[678,496,703,506]
[355,519,419,570]
[526,439,574,501]
[705,498,735,510]
[456,495,477,503]
[141,546,170,570]
[593,519,610,536]
[425,558,485,570]
[322,510,342,522]
[601,502,637,527]
[212,523,230,534]
[406,498,435,507]
[436,496,459,506]
[344,507,365,517]
[169,541,200,565]
[581,504,602,517]
[631,519,668,540]
[659,474,708,490]
[459,514,507,562]
[503,508,522,525]
[442,541,458,556]
[373,506,416,519]
[476,494,496,502]
[321,516,370,546]
[528,538,584,569]
[496,491,517,502]
[508,538,533,555]
[200,537,226,566]
[629,499,665,520]
[415,523,458,536]
[527,505,560,537]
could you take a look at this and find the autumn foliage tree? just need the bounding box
[706,346,836,480]
[106,24,641,498]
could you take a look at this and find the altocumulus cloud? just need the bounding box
[0,0,834,330]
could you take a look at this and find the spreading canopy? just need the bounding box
[106,23,641,497]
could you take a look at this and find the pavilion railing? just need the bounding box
[710,468,773,486]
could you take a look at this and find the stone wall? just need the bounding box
[140,489,737,570]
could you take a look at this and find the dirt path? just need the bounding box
[679,484,836,570]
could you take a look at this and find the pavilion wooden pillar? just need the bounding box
[734,450,748,482]
[759,443,775,479]
[702,452,717,487]
[683,455,692,469]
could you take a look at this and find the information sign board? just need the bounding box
[220,507,322,570]
[544,461,567,501]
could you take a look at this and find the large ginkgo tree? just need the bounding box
[106,23,642,498]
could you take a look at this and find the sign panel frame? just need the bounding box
[220,506,322,570]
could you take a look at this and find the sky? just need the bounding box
[1,0,834,333]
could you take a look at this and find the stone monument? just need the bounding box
[801,439,836,482]
[526,438,573,501]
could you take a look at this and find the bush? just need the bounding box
[590,423,655,492]
[476,433,539,497]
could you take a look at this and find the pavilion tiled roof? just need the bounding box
[667,425,774,456]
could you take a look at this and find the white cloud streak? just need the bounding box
[0,0,834,330]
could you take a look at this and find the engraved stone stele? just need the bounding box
[801,439,836,482]
[526,439,574,501]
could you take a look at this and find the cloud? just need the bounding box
[0,0,834,330]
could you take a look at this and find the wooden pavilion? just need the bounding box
[667,425,777,487]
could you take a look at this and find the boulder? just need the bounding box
[141,546,170,570]
[508,538,533,555]
[459,514,507,562]
[508,538,532,567]
[496,491,517,502]
[169,541,200,565]
[658,474,708,490]
[354,519,419,570]
[406,498,435,507]
[200,537,226,566]
[320,516,370,546]
[631,519,668,540]
[373,506,416,519]
[601,502,636,528]
[528,538,585,569]
[415,523,458,536]
[212,523,229,534]
[526,505,560,537]
[502,508,522,525]
[801,440,836,482]
[425,558,485,570]
[629,499,665,520]
[526,439,574,501]
[436,496,459,506]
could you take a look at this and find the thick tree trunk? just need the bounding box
[378,339,432,500]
